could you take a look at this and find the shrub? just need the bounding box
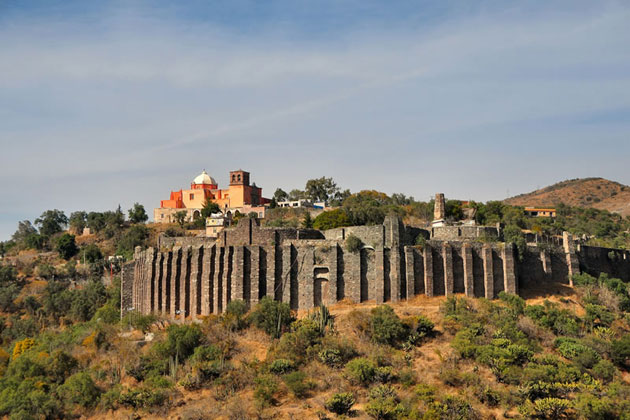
[611,335,630,369]
[223,300,248,331]
[365,396,405,420]
[118,387,169,408]
[269,359,295,374]
[345,357,376,386]
[519,397,572,419]
[325,392,355,415]
[317,338,357,368]
[56,233,79,260]
[58,371,101,408]
[254,374,278,406]
[313,209,351,230]
[592,359,616,383]
[12,338,35,360]
[283,371,314,399]
[345,234,363,253]
[160,324,203,360]
[370,305,408,346]
[249,297,293,338]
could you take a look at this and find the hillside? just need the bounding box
[505,178,630,217]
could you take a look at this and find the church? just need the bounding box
[154,169,270,223]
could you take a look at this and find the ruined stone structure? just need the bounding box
[121,215,630,318]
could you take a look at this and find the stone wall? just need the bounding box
[430,226,500,241]
[157,235,215,250]
[122,215,630,318]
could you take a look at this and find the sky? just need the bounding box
[1,0,630,240]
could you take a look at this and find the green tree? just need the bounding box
[273,188,288,202]
[68,211,87,233]
[56,233,78,260]
[249,297,293,338]
[288,189,306,201]
[313,209,351,230]
[305,177,339,203]
[35,210,68,237]
[11,220,38,246]
[128,203,148,224]
[302,212,314,229]
[503,225,526,261]
[116,225,149,259]
[174,211,187,228]
[82,244,103,264]
[200,199,220,219]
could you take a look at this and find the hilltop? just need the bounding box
[505,178,630,217]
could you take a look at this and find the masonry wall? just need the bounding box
[122,238,519,318]
[122,218,630,318]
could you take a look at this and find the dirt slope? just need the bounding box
[505,177,630,217]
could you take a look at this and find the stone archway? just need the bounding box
[193,210,201,220]
[314,267,330,306]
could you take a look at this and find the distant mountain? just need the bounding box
[505,177,630,217]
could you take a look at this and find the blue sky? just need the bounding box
[1,0,630,240]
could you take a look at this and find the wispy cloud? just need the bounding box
[1,1,630,240]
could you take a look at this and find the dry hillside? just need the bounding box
[505,177,630,217]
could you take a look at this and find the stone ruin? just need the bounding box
[121,205,630,319]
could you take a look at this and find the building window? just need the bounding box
[190,194,194,200]
[160,214,164,218]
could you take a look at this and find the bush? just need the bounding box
[345,357,376,386]
[365,396,405,420]
[592,359,616,383]
[370,305,408,346]
[58,371,101,408]
[223,300,249,331]
[611,335,630,369]
[519,397,572,419]
[325,392,355,415]
[283,371,314,398]
[269,359,295,374]
[118,387,169,408]
[345,234,363,253]
[313,209,351,230]
[56,233,79,260]
[254,374,278,406]
[249,297,293,338]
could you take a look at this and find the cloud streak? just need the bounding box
[1,1,630,240]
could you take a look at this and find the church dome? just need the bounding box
[193,170,216,185]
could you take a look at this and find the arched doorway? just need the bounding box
[314,267,330,306]
[192,210,200,220]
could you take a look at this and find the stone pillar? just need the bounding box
[298,247,314,310]
[424,244,434,297]
[502,243,517,294]
[189,246,201,320]
[390,247,401,302]
[251,246,260,306]
[462,243,474,297]
[434,193,445,220]
[541,250,552,283]
[328,245,339,304]
[443,243,454,297]
[170,247,181,319]
[281,245,292,304]
[405,247,415,300]
[120,262,135,318]
[374,247,385,304]
[213,247,224,314]
[482,244,494,299]
[179,247,190,320]
[222,246,232,312]
[266,246,276,299]
[153,252,162,314]
[232,246,245,302]
[200,245,212,316]
[563,232,580,286]
[346,249,361,303]
[161,251,171,315]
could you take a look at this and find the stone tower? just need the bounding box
[432,193,446,227]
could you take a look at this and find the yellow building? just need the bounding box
[154,169,270,223]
